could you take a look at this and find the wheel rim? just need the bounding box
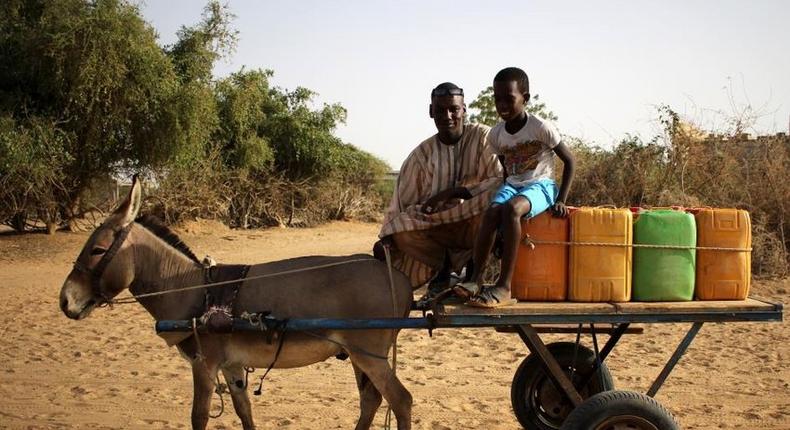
[529,367,591,427]
[595,415,660,430]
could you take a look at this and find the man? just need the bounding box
[376,82,502,297]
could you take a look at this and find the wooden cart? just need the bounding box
[156,297,784,429]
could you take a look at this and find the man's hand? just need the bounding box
[422,187,471,214]
[373,236,393,261]
[551,201,569,218]
[421,192,446,215]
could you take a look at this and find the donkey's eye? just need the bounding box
[91,247,108,256]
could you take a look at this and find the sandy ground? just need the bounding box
[0,220,787,429]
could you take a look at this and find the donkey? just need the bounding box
[59,177,414,430]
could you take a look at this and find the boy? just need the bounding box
[454,67,576,307]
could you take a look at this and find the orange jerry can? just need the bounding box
[695,208,752,300]
[569,207,633,302]
[512,212,569,301]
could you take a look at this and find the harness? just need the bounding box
[74,222,401,424]
[199,256,251,332]
[72,223,134,306]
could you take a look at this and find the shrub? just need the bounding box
[566,116,789,278]
[0,116,72,232]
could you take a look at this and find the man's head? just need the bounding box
[429,82,465,143]
[493,67,530,122]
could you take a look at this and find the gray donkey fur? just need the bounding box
[60,178,414,429]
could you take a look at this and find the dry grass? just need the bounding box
[565,119,789,277]
[145,152,385,230]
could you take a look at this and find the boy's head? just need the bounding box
[493,67,530,122]
[429,82,466,142]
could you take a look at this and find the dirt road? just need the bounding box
[0,220,787,429]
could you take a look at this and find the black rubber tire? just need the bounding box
[511,342,614,430]
[560,390,680,430]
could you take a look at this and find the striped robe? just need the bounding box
[380,123,503,286]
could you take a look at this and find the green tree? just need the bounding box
[167,1,237,84]
[0,0,237,228]
[212,68,387,179]
[1,0,182,222]
[164,1,237,167]
[468,86,558,126]
[262,85,354,179]
[214,69,275,171]
[1,0,389,231]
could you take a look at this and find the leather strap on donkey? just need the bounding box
[73,223,134,306]
[200,256,250,333]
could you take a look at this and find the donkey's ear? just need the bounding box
[110,175,142,227]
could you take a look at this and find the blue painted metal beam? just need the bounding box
[156,317,434,333]
[155,306,782,333]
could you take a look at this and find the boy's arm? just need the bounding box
[552,141,576,217]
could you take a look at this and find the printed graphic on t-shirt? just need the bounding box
[501,140,543,176]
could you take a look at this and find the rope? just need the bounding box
[524,238,751,252]
[192,318,226,419]
[114,253,402,425]
[110,258,373,305]
[192,318,205,362]
[240,308,389,361]
[253,329,288,396]
[383,245,398,430]
[210,375,226,419]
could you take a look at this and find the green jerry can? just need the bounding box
[632,209,696,301]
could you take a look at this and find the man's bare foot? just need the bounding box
[452,281,482,300]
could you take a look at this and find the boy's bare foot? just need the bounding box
[452,281,482,300]
[468,286,517,308]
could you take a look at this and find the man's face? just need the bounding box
[430,95,465,140]
[494,80,529,122]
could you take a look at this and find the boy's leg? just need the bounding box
[472,204,503,284]
[453,204,501,299]
[468,197,530,307]
[497,196,532,290]
[471,179,557,308]
[469,182,519,284]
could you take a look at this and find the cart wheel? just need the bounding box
[511,342,614,430]
[560,390,680,430]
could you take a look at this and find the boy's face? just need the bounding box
[493,80,529,122]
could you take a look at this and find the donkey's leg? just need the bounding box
[222,366,256,430]
[349,353,412,430]
[191,360,218,430]
[352,362,383,430]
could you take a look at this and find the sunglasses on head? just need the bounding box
[431,88,464,97]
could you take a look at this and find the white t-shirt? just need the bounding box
[487,114,561,187]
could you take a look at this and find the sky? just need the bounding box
[140,0,790,169]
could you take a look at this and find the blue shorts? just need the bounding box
[491,179,558,218]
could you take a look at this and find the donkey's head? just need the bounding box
[60,177,142,319]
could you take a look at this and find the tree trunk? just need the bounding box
[10,212,26,233]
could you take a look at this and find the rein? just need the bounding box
[73,221,375,307]
[75,218,405,426]
[109,258,375,305]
